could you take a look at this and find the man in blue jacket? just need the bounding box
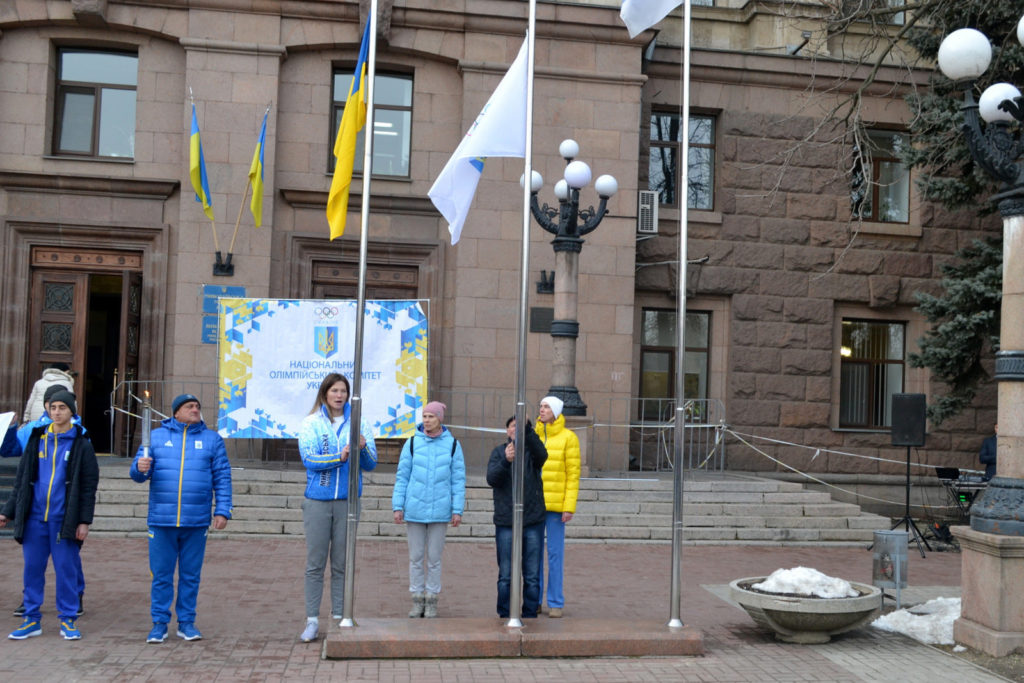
[130,393,232,644]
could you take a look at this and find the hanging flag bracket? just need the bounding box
[213,251,234,277]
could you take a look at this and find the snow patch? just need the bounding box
[871,597,961,645]
[751,567,859,599]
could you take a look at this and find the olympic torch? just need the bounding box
[141,390,152,458]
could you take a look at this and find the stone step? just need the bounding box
[85,468,888,545]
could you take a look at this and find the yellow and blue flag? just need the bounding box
[248,110,268,227]
[189,103,214,221]
[326,22,371,241]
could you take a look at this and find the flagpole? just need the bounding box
[508,3,537,630]
[668,0,691,629]
[228,182,250,256]
[340,0,377,629]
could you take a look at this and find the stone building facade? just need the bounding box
[0,0,997,479]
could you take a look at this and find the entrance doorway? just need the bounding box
[27,247,143,454]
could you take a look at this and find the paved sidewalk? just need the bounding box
[0,536,1005,682]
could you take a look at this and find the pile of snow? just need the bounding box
[751,567,859,599]
[871,597,961,645]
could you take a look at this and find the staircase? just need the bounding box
[92,466,888,545]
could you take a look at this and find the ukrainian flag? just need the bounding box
[326,22,370,240]
[248,110,268,227]
[189,104,214,221]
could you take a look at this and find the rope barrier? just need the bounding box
[724,428,960,512]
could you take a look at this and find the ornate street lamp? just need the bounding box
[936,20,1024,655]
[523,139,617,416]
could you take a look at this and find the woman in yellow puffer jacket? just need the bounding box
[534,396,580,618]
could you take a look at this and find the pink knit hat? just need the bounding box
[423,401,446,422]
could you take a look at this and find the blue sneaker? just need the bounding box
[60,618,82,640]
[146,622,168,644]
[9,619,42,640]
[176,622,202,641]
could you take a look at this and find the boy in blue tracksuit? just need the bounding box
[0,390,98,641]
[130,393,232,644]
[8,384,88,619]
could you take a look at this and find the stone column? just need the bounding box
[549,236,586,415]
[953,210,1024,656]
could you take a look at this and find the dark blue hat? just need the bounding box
[171,394,200,415]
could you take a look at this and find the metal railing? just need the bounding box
[588,397,726,474]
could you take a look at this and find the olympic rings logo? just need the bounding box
[315,306,340,320]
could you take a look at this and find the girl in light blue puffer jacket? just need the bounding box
[391,401,465,618]
[296,373,376,642]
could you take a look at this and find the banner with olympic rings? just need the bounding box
[216,298,428,439]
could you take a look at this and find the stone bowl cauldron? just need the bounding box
[729,577,883,644]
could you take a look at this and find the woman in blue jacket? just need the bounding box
[296,374,377,642]
[392,401,465,618]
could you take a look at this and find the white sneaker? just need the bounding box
[300,620,319,643]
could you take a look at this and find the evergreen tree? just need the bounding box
[867,2,1020,423]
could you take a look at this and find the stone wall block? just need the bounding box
[760,217,810,245]
[783,298,831,325]
[779,402,830,428]
[731,321,759,347]
[756,375,806,401]
[729,399,781,427]
[868,275,900,308]
[805,323,834,350]
[730,372,757,399]
[734,193,787,220]
[809,273,867,302]
[810,221,851,247]
[759,271,809,297]
[834,250,884,275]
[732,348,781,373]
[781,349,832,375]
[805,376,832,402]
[695,266,759,295]
[785,246,836,272]
[725,242,785,270]
[756,321,806,348]
[733,294,784,321]
[884,252,932,278]
[720,212,762,240]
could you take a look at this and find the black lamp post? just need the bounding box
[524,139,618,416]
[936,22,1024,656]
[937,26,1024,536]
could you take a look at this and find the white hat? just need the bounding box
[540,395,564,419]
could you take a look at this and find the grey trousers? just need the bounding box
[406,521,447,595]
[303,498,350,617]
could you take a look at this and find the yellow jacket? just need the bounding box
[535,415,580,513]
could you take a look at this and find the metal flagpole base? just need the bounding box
[338,618,356,628]
[667,618,684,628]
[506,618,523,628]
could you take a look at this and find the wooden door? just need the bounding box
[26,270,89,410]
[114,272,143,455]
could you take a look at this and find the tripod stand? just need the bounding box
[892,444,930,557]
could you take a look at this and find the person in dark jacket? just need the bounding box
[979,424,997,481]
[0,390,98,641]
[486,416,547,619]
[129,393,232,644]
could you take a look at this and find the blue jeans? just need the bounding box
[495,521,544,618]
[539,511,566,608]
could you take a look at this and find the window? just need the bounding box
[54,49,137,158]
[331,71,412,177]
[649,113,714,209]
[639,309,710,420]
[839,319,905,429]
[851,130,910,223]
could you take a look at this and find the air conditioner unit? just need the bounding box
[637,190,659,234]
